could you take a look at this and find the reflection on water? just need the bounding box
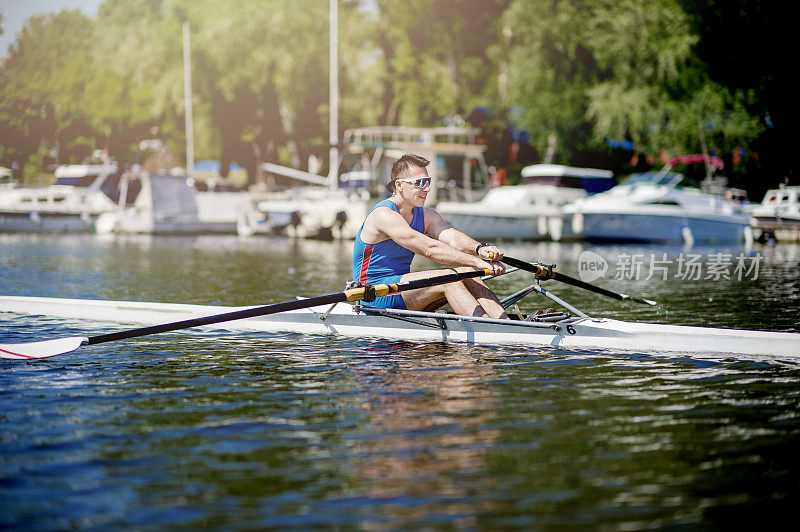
[1,234,800,529]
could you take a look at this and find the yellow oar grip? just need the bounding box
[375,284,395,297]
[344,288,365,302]
[343,283,397,302]
[344,270,489,303]
[531,264,554,279]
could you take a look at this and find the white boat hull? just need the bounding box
[2,296,798,358]
[0,211,99,233]
[436,176,611,242]
[435,211,576,242]
[0,163,118,233]
[564,169,752,244]
[581,211,749,244]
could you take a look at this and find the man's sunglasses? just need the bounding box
[396,177,431,189]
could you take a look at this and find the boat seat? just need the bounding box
[525,308,570,322]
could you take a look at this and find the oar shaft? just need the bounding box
[86,268,491,345]
[501,256,656,306]
[86,292,347,345]
[552,272,625,301]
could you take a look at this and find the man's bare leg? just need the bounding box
[462,277,508,318]
[399,268,508,318]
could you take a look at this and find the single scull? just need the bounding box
[1,293,798,358]
[1,258,798,359]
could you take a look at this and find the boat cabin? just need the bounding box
[761,186,799,209]
[338,126,492,204]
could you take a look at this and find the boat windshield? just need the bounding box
[623,171,683,188]
[53,176,99,187]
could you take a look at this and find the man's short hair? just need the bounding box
[387,154,430,192]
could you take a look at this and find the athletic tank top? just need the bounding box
[352,199,425,284]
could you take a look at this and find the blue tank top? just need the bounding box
[352,199,425,284]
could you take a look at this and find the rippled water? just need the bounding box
[2,234,799,529]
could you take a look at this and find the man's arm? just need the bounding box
[365,207,503,274]
[424,208,503,262]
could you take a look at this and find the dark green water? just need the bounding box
[1,234,799,529]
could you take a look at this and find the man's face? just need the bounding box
[396,168,431,207]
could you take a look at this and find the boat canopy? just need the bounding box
[520,164,615,194]
[670,154,724,171]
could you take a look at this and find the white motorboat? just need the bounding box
[241,187,367,240]
[96,171,245,235]
[190,176,250,234]
[436,164,615,241]
[564,165,751,245]
[0,160,119,233]
[2,292,798,359]
[236,163,362,240]
[750,185,800,242]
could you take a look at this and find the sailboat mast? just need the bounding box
[328,0,339,191]
[183,21,195,177]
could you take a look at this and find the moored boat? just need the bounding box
[95,171,248,235]
[0,158,119,233]
[239,126,494,240]
[563,160,751,245]
[750,184,800,242]
[436,164,615,242]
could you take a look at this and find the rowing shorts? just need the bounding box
[366,274,407,310]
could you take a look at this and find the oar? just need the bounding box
[500,256,657,306]
[0,268,493,360]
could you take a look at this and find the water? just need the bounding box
[2,234,799,529]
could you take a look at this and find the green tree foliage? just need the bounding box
[679,0,794,188]
[503,0,599,157]
[586,0,761,158]
[188,0,329,175]
[92,0,188,164]
[373,0,507,126]
[504,0,763,171]
[0,0,789,189]
[0,10,96,171]
[0,7,156,171]
[90,0,373,180]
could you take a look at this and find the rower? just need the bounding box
[352,153,508,318]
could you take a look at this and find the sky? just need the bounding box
[0,0,103,58]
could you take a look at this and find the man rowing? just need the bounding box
[352,153,508,318]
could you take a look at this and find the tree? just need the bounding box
[503,0,763,175]
[373,0,507,126]
[679,0,796,187]
[0,10,97,173]
[503,0,601,160]
[586,0,761,162]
